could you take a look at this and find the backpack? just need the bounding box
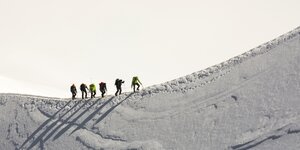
[115,79,119,86]
[115,79,124,87]
[90,84,96,92]
[132,76,139,84]
[80,84,86,91]
[70,85,76,93]
[100,82,106,89]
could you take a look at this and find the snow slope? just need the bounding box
[1,26,300,150]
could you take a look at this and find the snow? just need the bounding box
[1,26,300,149]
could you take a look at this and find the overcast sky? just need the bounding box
[1,0,300,97]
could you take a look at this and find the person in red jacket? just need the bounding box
[80,83,89,99]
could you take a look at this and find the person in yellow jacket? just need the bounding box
[131,76,142,92]
[89,83,96,98]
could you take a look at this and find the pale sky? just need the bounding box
[1,0,300,97]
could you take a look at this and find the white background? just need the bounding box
[1,0,300,97]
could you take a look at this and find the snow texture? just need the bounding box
[1,26,300,150]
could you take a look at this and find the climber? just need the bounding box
[131,76,142,92]
[90,83,96,98]
[115,78,125,96]
[99,82,107,98]
[80,83,89,99]
[70,84,77,100]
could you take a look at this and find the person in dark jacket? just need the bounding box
[115,79,124,96]
[80,83,89,99]
[70,84,77,100]
[99,82,107,98]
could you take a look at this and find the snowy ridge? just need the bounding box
[1,26,300,149]
[138,26,300,96]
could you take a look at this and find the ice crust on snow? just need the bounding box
[1,26,300,149]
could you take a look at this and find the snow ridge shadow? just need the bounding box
[93,93,134,126]
[19,93,135,150]
[50,97,111,141]
[19,98,102,149]
[19,100,73,149]
[21,99,92,149]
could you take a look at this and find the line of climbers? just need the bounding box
[70,76,142,100]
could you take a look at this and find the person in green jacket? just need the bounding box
[131,76,142,92]
[89,83,96,98]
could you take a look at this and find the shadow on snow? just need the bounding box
[19,93,134,150]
